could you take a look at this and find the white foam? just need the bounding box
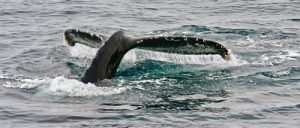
[1,75,128,97]
[287,50,300,57]
[69,43,97,58]
[253,50,299,66]
[47,76,128,97]
[132,77,169,85]
[3,78,48,89]
[0,72,9,79]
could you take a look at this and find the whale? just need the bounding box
[64,29,231,84]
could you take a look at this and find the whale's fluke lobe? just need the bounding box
[132,36,231,60]
[64,29,107,48]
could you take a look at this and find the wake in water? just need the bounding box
[1,73,129,97]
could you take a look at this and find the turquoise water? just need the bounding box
[1,0,300,127]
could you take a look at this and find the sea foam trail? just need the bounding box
[1,74,128,97]
[47,76,128,97]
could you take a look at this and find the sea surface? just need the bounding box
[1,0,300,127]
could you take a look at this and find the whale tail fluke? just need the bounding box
[63,29,232,83]
[64,29,231,60]
[131,36,231,60]
[64,29,107,48]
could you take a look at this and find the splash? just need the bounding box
[69,43,97,58]
[1,74,128,97]
[123,49,247,67]
[68,43,247,68]
[3,78,47,89]
[47,76,128,97]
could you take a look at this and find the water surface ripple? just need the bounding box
[1,0,300,127]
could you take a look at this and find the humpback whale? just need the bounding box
[64,29,231,84]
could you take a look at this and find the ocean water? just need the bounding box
[1,0,300,127]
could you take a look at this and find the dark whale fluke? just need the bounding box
[64,29,107,48]
[64,29,231,84]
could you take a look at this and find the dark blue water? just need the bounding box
[1,0,300,127]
